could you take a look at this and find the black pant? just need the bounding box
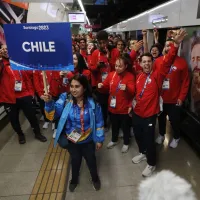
[132,113,157,166]
[110,113,131,145]
[4,96,41,135]
[37,97,49,122]
[67,141,99,184]
[52,96,59,129]
[158,103,181,139]
[95,90,109,127]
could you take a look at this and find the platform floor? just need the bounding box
[65,126,200,200]
[0,115,200,200]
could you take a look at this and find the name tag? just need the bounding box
[14,81,22,92]
[67,129,81,143]
[63,77,68,85]
[102,72,108,82]
[162,78,170,90]
[110,96,116,108]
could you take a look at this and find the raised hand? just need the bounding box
[42,94,52,102]
[142,29,148,36]
[173,29,187,45]
[98,83,103,88]
[133,40,143,52]
[153,29,159,43]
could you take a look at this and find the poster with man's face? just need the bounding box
[180,27,200,118]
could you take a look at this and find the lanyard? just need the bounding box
[74,105,85,133]
[110,72,122,93]
[168,66,173,74]
[139,73,151,98]
[10,69,22,80]
[116,80,122,93]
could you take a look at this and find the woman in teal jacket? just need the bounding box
[44,74,104,192]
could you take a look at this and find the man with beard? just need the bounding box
[190,37,200,116]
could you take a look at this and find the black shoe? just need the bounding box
[18,134,26,144]
[35,134,47,142]
[69,180,78,192]
[92,179,101,191]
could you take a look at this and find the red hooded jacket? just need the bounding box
[0,59,34,104]
[33,70,61,98]
[101,71,135,114]
[89,49,111,90]
[59,69,91,93]
[134,44,178,118]
[154,55,190,103]
[110,48,121,71]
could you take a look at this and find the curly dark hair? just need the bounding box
[96,30,108,41]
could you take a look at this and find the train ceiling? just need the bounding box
[81,0,168,30]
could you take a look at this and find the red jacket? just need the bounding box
[130,50,137,62]
[59,69,91,93]
[33,70,61,98]
[0,59,34,104]
[33,70,53,97]
[110,48,120,71]
[154,55,190,103]
[134,44,178,118]
[25,70,35,93]
[133,61,143,76]
[101,71,135,114]
[89,49,111,90]
[80,49,87,61]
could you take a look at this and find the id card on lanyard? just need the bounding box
[110,72,122,108]
[139,73,151,98]
[11,70,23,92]
[98,52,109,82]
[162,66,173,90]
[67,106,85,143]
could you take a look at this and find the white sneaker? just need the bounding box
[40,116,44,121]
[142,165,156,177]
[52,123,55,130]
[53,129,57,139]
[121,145,129,153]
[169,138,180,148]
[107,141,118,149]
[155,135,165,144]
[132,153,146,164]
[43,122,49,129]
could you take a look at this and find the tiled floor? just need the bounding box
[1,115,200,200]
[65,123,200,200]
[0,115,55,199]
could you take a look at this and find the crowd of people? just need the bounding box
[0,28,189,192]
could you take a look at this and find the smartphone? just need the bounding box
[137,34,143,41]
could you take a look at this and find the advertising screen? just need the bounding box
[68,13,85,23]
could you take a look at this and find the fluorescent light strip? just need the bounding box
[77,0,90,25]
[61,3,69,10]
[106,0,179,29]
